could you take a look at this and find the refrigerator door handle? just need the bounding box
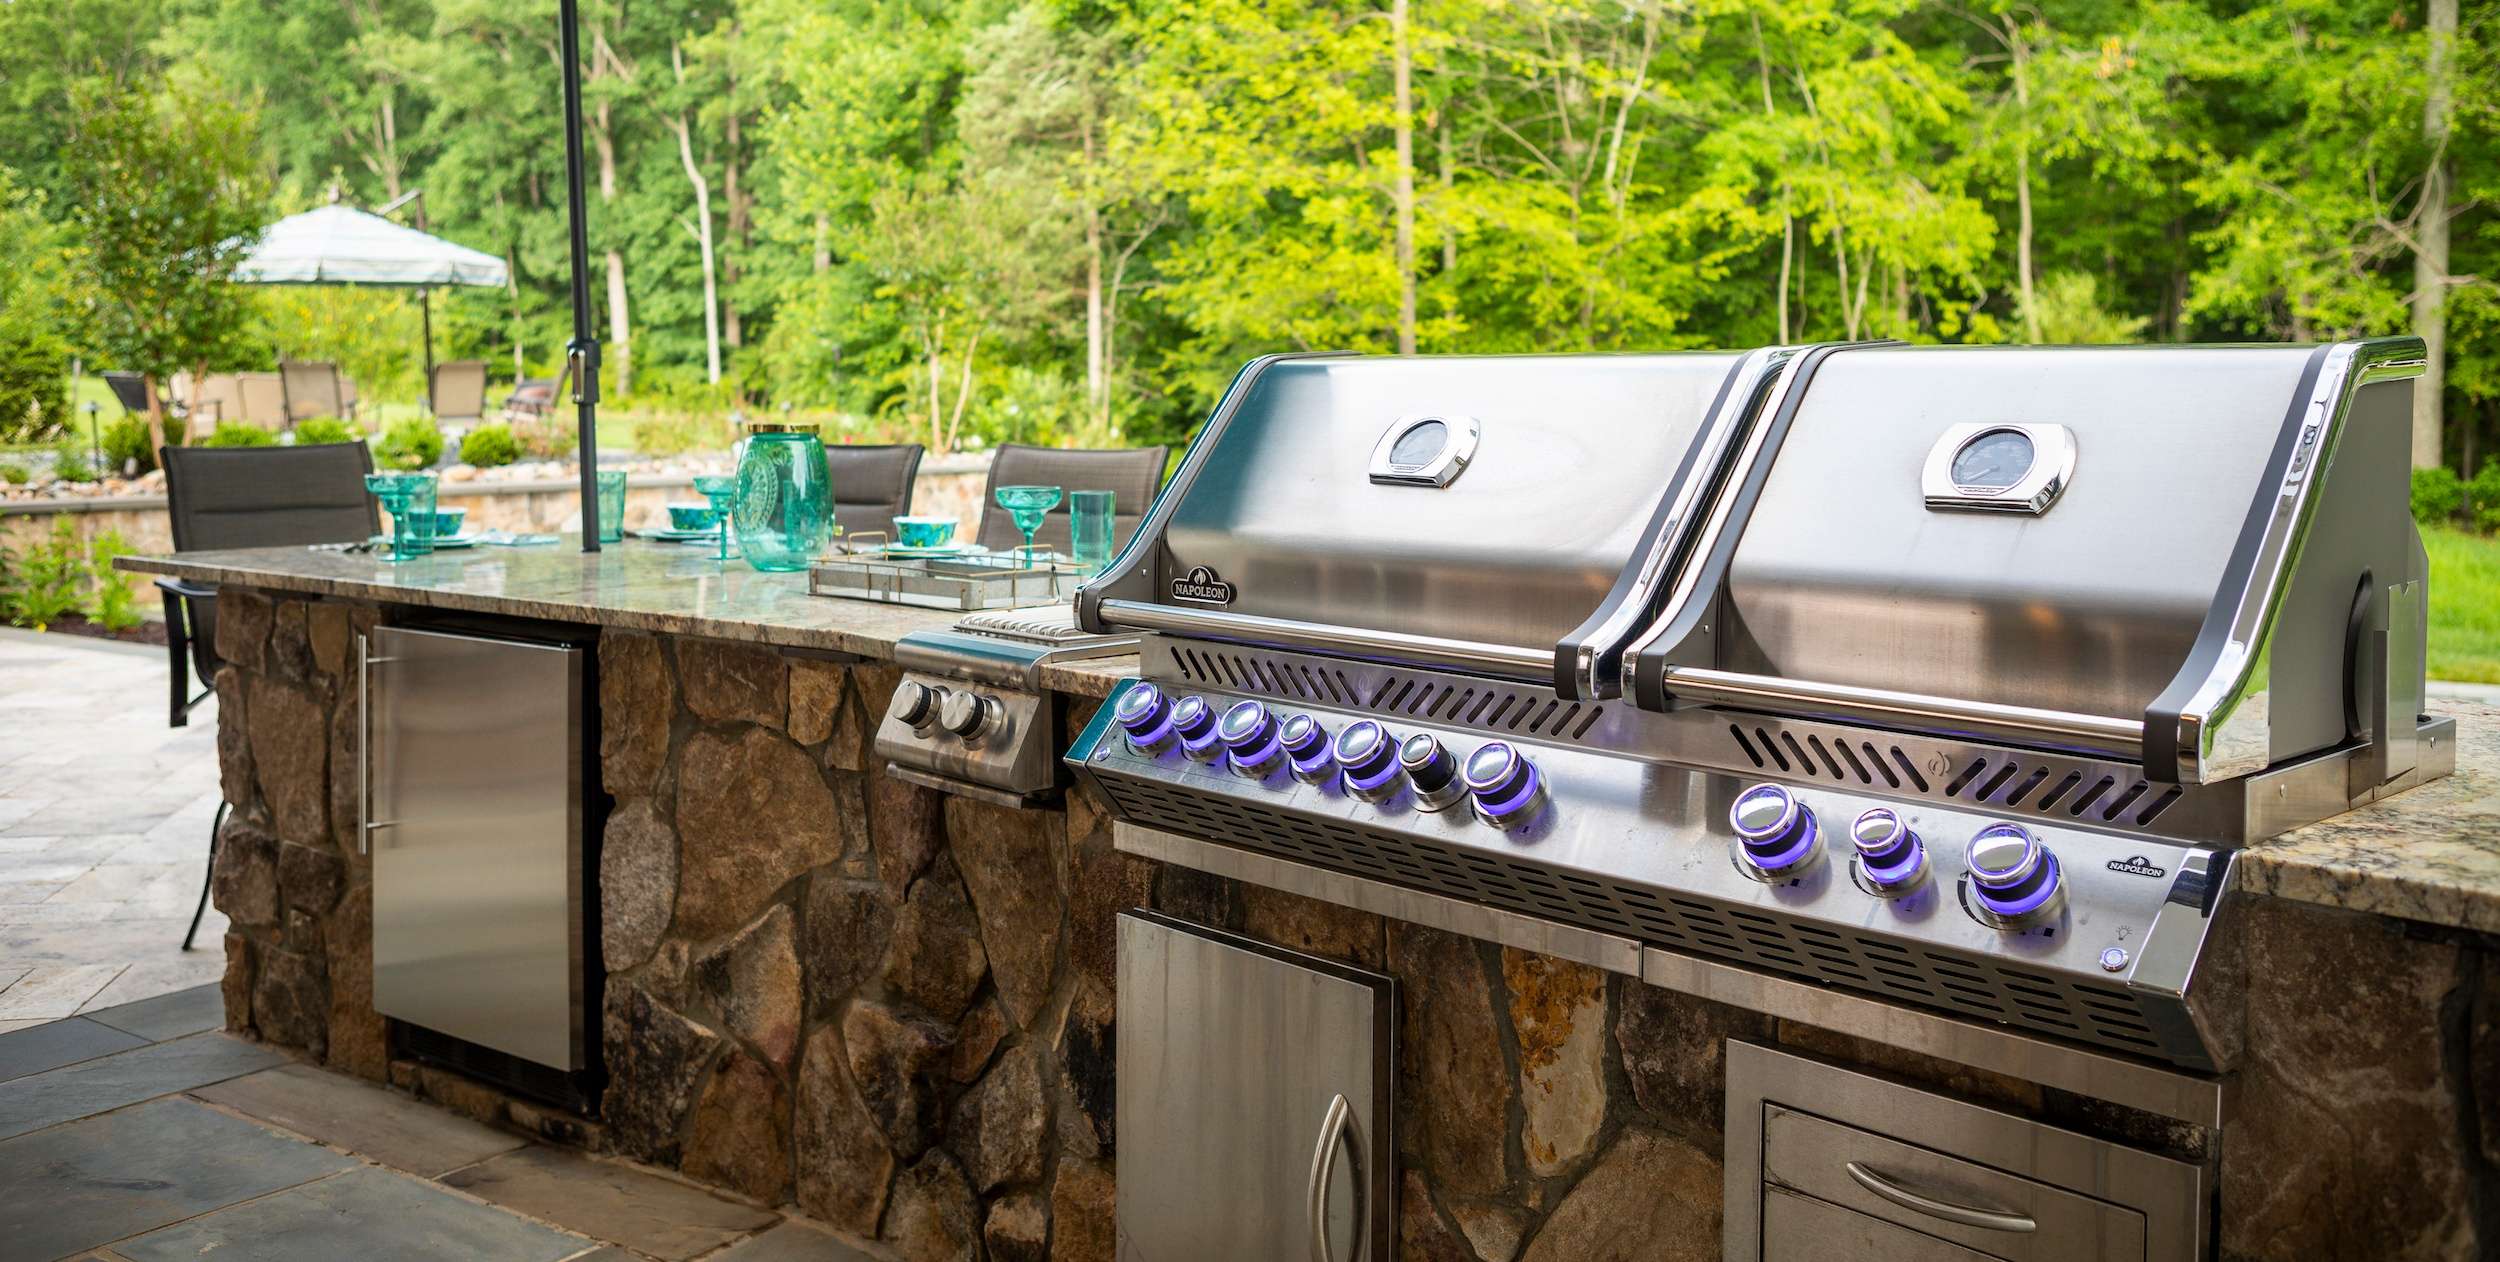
[1307,1092,1355,1262]
[360,636,403,854]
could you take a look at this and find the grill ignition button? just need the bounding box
[1730,784,1820,878]
[1113,684,1175,755]
[1333,720,1403,803]
[1171,695,1224,761]
[1218,700,1286,778]
[1280,714,1334,783]
[1965,823,2065,928]
[1400,734,1466,812]
[1462,742,1544,830]
[1849,807,1927,894]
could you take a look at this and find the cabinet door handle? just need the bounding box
[358,635,380,855]
[1844,1162,2038,1234]
[1307,1093,1355,1262]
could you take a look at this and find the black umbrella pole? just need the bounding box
[558,0,603,553]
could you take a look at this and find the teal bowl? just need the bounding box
[667,502,720,531]
[427,508,466,537]
[893,515,956,548]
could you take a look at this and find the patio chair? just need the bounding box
[158,441,378,950]
[235,373,287,428]
[279,359,355,426]
[103,371,153,416]
[429,360,490,427]
[972,442,1170,555]
[826,443,924,544]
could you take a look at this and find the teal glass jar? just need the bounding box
[731,423,835,572]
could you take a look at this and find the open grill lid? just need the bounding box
[1077,349,1785,696]
[1629,339,2430,786]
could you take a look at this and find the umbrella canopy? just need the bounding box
[234,205,508,288]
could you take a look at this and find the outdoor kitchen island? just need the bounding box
[119,536,2500,1262]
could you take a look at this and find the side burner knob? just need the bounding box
[1280,714,1334,783]
[1113,683,1175,754]
[890,681,941,731]
[1334,720,1403,803]
[1965,823,2064,928]
[1400,734,1466,812]
[1462,742,1545,830]
[1730,784,1820,879]
[1171,696,1224,761]
[938,690,1003,744]
[1849,807,1928,894]
[1218,700,1286,777]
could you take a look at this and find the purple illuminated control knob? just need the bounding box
[1730,784,1820,878]
[1171,696,1224,761]
[1218,701,1286,777]
[1848,808,1927,894]
[1400,735,1466,812]
[1334,720,1403,803]
[1462,742,1545,830]
[1113,684,1175,754]
[1280,714,1334,783]
[1965,823,2064,928]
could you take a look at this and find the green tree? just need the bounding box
[0,170,96,442]
[63,70,272,457]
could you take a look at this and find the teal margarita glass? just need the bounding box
[363,472,438,563]
[993,484,1062,565]
[692,473,738,561]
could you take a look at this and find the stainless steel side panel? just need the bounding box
[369,626,584,1071]
[1117,911,1395,1262]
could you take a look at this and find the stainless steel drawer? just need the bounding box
[1764,1106,2144,1261]
[1762,1186,2008,1262]
[1726,1041,2207,1262]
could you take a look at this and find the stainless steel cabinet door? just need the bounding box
[1116,910,1394,1262]
[1762,1187,2009,1262]
[366,626,585,1071]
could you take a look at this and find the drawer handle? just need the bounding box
[1845,1162,2039,1234]
[1307,1093,1355,1262]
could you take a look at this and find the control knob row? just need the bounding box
[891,680,1003,744]
[1726,784,2063,928]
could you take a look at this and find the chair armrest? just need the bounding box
[153,576,218,600]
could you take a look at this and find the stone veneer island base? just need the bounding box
[128,539,2500,1262]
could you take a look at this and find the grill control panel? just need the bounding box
[1070,675,2236,1070]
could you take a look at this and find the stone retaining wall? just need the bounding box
[203,585,2500,1261]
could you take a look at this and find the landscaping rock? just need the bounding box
[602,980,721,1166]
[787,657,850,746]
[1048,1158,1115,1262]
[600,632,673,796]
[677,638,787,729]
[210,813,279,927]
[682,1050,793,1203]
[1391,924,1512,1196]
[1503,948,1607,1176]
[690,902,803,1069]
[802,875,894,1019]
[843,998,954,1159]
[945,797,1064,1027]
[1517,1128,1720,1262]
[951,1043,1047,1193]
[246,675,329,846]
[600,799,676,971]
[796,1025,895,1236]
[675,726,844,938]
[984,1193,1051,1262]
[885,1151,979,1262]
[883,859,989,1023]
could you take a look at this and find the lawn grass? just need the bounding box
[2427,525,2500,685]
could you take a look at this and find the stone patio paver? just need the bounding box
[113,1165,592,1262]
[195,1063,530,1178]
[440,1145,782,1261]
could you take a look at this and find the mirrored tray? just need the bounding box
[808,549,1089,611]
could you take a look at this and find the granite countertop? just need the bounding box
[2239,698,2500,934]
[117,539,1133,699]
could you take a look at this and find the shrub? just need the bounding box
[515,419,577,460]
[50,436,96,483]
[4,518,88,628]
[2412,466,2467,526]
[622,408,734,458]
[458,422,521,468]
[374,415,444,471]
[2472,459,2500,535]
[84,528,140,630]
[292,416,361,446]
[101,415,155,474]
[201,420,276,448]
[1,462,27,485]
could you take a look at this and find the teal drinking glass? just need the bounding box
[363,472,438,563]
[596,470,627,544]
[732,425,835,572]
[692,473,739,562]
[993,484,1062,566]
[1069,490,1114,574]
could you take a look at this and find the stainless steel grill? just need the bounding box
[1066,339,2453,1073]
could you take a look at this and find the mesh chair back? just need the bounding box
[826,444,923,544]
[161,443,379,552]
[236,374,287,426]
[973,443,1170,554]
[191,375,247,428]
[431,360,490,423]
[279,360,347,424]
[104,372,153,415]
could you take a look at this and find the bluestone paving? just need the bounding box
[0,1095,353,1260]
[713,1219,885,1260]
[83,982,223,1042]
[193,1063,529,1177]
[440,1145,780,1261]
[0,1015,146,1082]
[0,1031,284,1140]
[115,1165,592,1262]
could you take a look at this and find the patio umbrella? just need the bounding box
[557,0,604,552]
[232,204,511,380]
